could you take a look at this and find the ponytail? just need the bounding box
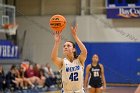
[74,51,78,59]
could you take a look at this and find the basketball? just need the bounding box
[49,14,66,32]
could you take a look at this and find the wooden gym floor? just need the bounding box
[45,86,137,93]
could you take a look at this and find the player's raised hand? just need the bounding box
[71,24,78,37]
[53,31,62,43]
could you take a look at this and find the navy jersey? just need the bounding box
[89,63,102,88]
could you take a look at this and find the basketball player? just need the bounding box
[84,54,106,93]
[51,24,87,93]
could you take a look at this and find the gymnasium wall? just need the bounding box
[15,0,81,15]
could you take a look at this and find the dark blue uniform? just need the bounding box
[89,64,102,88]
[0,71,5,90]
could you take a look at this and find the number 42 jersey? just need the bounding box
[61,58,84,91]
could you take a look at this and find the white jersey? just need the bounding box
[61,58,84,92]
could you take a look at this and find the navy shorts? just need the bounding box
[89,80,102,88]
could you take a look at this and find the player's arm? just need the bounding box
[84,64,91,89]
[51,32,63,69]
[100,64,106,89]
[71,25,87,66]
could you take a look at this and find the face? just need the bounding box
[36,64,40,69]
[40,70,43,75]
[92,54,99,63]
[20,67,24,71]
[63,42,75,56]
[29,65,33,70]
[46,64,50,68]
[11,69,15,74]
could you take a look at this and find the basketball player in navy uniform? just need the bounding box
[84,54,106,93]
[51,24,87,93]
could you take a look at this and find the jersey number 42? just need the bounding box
[69,72,78,81]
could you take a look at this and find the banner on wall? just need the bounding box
[0,40,19,59]
[107,8,140,18]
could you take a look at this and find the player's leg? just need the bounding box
[95,88,102,93]
[89,87,96,93]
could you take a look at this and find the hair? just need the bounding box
[67,41,78,59]
[10,64,16,70]
[39,68,45,77]
[0,65,4,74]
[93,54,99,58]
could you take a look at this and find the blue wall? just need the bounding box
[76,42,140,84]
